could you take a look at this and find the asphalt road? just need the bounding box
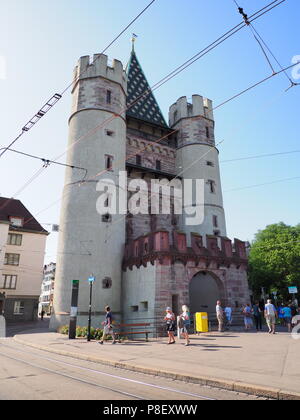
[0,338,266,401]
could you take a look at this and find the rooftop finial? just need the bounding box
[131,33,138,52]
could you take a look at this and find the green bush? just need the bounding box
[58,325,108,340]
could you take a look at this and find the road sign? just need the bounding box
[289,286,298,294]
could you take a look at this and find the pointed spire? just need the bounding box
[126,48,168,128]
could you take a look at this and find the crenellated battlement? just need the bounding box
[169,95,214,127]
[123,231,247,270]
[72,54,127,92]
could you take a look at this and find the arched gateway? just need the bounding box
[189,271,225,319]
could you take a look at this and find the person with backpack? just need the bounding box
[98,306,116,345]
[179,305,191,346]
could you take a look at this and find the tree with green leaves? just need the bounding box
[248,222,300,301]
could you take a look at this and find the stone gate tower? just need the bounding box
[169,96,226,243]
[50,55,127,330]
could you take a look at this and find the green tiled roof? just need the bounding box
[126,51,168,128]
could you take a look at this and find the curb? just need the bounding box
[13,336,300,401]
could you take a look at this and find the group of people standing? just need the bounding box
[164,305,191,346]
[216,299,299,334]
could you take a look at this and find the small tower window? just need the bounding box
[208,180,216,193]
[106,90,112,104]
[156,160,161,171]
[173,110,178,123]
[206,126,210,138]
[102,213,112,223]
[106,130,114,137]
[213,215,218,228]
[136,154,142,166]
[206,161,214,167]
[105,155,113,171]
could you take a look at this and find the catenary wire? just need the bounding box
[0,0,157,160]
[1,0,288,210]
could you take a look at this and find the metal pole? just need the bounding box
[87,280,93,342]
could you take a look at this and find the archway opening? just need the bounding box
[189,271,223,320]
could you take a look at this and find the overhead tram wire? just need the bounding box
[0,0,157,160]
[16,58,300,235]
[0,0,280,210]
[1,0,287,170]
[221,150,300,163]
[3,0,288,180]
[5,0,291,229]
[0,147,88,180]
[232,0,298,90]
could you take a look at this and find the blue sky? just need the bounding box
[0,0,299,262]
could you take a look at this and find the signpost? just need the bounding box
[288,286,298,294]
[69,280,79,339]
[87,276,95,342]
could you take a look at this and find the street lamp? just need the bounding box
[87,275,95,342]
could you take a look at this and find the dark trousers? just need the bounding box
[254,315,262,330]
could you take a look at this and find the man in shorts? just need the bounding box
[98,306,116,344]
[264,299,278,334]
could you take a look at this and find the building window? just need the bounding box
[213,215,218,228]
[136,154,142,166]
[4,253,20,266]
[214,230,220,236]
[206,161,214,167]
[105,155,113,171]
[102,213,112,223]
[9,217,23,227]
[156,160,161,171]
[7,233,22,246]
[208,180,216,194]
[206,126,210,138]
[140,301,148,312]
[106,130,114,137]
[1,275,17,289]
[102,277,112,289]
[106,90,112,104]
[131,305,139,312]
[14,301,24,315]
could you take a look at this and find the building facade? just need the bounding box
[0,198,48,321]
[39,262,56,316]
[50,48,250,330]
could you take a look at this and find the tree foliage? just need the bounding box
[248,222,300,300]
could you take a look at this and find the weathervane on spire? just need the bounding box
[131,33,138,51]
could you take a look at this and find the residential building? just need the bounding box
[0,198,48,321]
[39,262,56,316]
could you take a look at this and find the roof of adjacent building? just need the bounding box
[126,50,169,128]
[0,197,48,234]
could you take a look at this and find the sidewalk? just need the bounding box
[13,328,300,400]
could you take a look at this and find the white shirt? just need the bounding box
[265,303,276,316]
[216,305,223,315]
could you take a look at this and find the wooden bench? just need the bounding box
[114,323,152,342]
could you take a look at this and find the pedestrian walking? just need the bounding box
[243,303,253,330]
[282,303,292,333]
[40,310,45,321]
[164,307,176,344]
[179,305,191,346]
[264,299,278,334]
[216,300,224,332]
[98,306,116,345]
[252,302,262,331]
[224,306,232,330]
[278,303,285,326]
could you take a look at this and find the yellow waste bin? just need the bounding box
[195,312,209,333]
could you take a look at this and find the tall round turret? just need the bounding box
[50,54,127,330]
[169,95,227,244]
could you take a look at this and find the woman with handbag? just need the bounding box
[164,307,176,344]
